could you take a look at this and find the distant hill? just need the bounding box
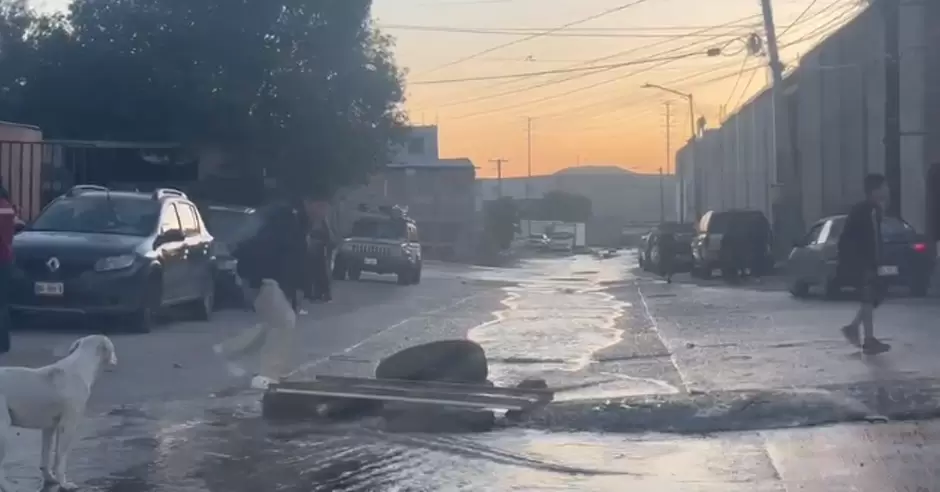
[552,165,639,176]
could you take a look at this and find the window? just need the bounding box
[407,137,425,155]
[816,221,834,244]
[30,196,160,237]
[160,204,182,235]
[177,203,201,236]
[803,223,824,245]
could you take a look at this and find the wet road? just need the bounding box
[4,254,940,491]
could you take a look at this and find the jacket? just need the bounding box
[838,200,883,271]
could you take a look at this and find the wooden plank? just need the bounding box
[312,375,554,400]
[274,380,539,406]
[269,387,530,411]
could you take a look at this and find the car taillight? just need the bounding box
[913,242,927,253]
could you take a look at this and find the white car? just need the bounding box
[548,232,575,253]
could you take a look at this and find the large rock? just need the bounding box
[375,339,488,383]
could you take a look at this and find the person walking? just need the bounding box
[839,173,891,355]
[306,199,335,302]
[0,185,14,355]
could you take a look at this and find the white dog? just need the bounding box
[0,335,117,491]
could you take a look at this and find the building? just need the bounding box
[336,126,477,260]
[478,166,677,246]
[677,2,940,246]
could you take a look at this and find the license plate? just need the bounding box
[364,258,378,266]
[877,265,899,276]
[35,282,64,296]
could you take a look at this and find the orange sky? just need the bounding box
[373,0,863,178]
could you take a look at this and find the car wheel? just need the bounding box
[699,266,713,280]
[129,275,161,334]
[789,279,810,298]
[192,280,215,321]
[397,269,411,285]
[347,268,362,281]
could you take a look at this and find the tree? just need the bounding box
[483,197,518,251]
[533,191,592,222]
[0,0,407,196]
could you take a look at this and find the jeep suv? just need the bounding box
[333,208,422,285]
[11,185,216,332]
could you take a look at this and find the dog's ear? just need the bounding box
[98,338,118,366]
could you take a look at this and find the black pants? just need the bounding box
[311,245,332,300]
[0,262,11,354]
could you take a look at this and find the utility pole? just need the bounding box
[665,101,672,175]
[759,0,802,256]
[882,0,901,217]
[659,168,666,223]
[526,117,532,200]
[490,158,508,198]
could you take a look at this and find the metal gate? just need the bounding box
[0,140,193,221]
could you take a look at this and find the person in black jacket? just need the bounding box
[657,231,678,283]
[305,198,335,302]
[838,173,891,354]
[236,201,307,312]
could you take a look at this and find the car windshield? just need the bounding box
[202,207,261,245]
[30,196,160,236]
[351,218,406,239]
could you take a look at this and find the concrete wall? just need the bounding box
[678,2,936,234]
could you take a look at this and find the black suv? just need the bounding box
[691,209,774,279]
[639,222,696,274]
[11,185,216,332]
[333,206,422,285]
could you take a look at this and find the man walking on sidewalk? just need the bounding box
[839,173,891,355]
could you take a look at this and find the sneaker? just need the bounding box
[841,325,861,347]
[862,339,891,355]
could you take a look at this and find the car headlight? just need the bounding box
[95,254,137,272]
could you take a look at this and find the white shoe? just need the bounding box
[251,375,275,390]
[298,309,309,316]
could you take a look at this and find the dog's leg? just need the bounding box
[40,426,57,485]
[0,397,17,492]
[52,415,82,491]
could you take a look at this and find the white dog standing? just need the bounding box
[214,278,296,389]
[0,335,117,491]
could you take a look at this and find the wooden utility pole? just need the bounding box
[759,0,802,255]
[881,0,901,217]
[659,168,666,223]
[665,101,672,175]
[526,117,533,200]
[490,158,508,198]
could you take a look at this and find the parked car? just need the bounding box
[526,233,550,250]
[333,206,422,285]
[691,209,774,279]
[787,214,935,298]
[639,222,696,274]
[548,231,575,253]
[197,203,266,306]
[10,185,215,332]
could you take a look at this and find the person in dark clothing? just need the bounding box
[720,220,748,282]
[656,231,678,283]
[0,185,14,354]
[305,199,335,302]
[838,173,891,355]
[236,201,307,312]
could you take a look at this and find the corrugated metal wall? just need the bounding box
[677,3,934,232]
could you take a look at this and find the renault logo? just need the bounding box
[46,257,60,272]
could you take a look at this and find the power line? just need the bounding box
[779,0,822,36]
[730,66,761,114]
[722,55,751,111]
[380,24,758,39]
[413,0,655,76]
[415,17,759,110]
[381,23,766,33]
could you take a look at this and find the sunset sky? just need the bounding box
[34,0,865,178]
[372,0,864,178]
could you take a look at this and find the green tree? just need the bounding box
[483,197,518,251]
[0,0,407,196]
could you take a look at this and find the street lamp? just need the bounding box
[642,83,697,223]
